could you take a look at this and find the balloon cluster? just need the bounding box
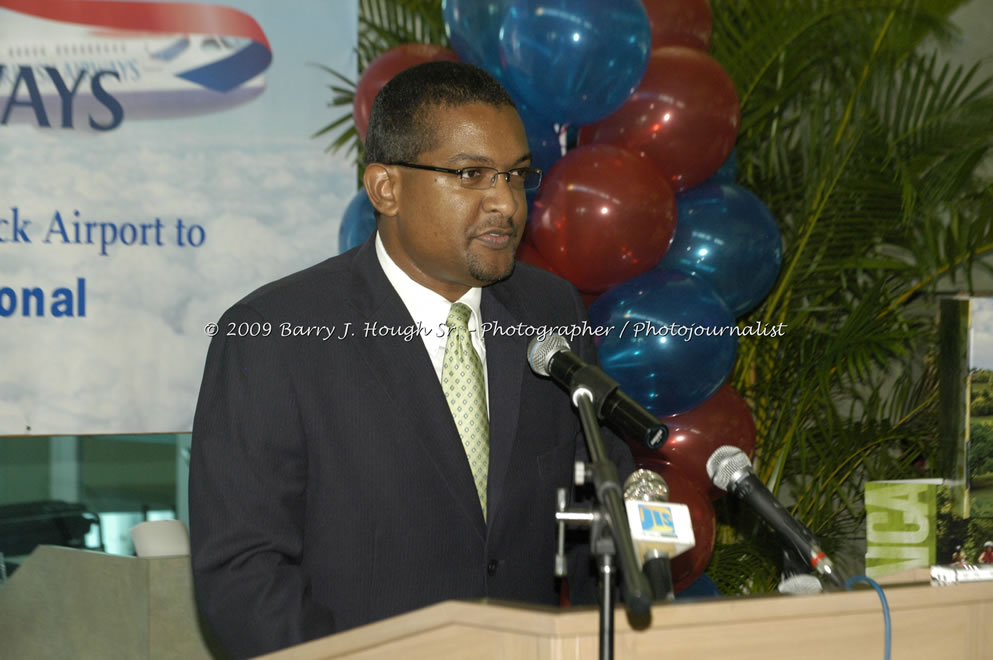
[339,0,784,592]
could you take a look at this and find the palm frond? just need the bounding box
[312,0,447,161]
[710,0,988,592]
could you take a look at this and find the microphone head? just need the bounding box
[777,574,824,595]
[527,334,570,377]
[623,469,669,502]
[706,445,752,491]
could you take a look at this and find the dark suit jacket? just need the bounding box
[189,235,634,658]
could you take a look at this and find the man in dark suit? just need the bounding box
[189,61,634,658]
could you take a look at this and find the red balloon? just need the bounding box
[640,385,756,500]
[578,47,740,193]
[530,144,677,293]
[517,232,603,307]
[353,44,459,142]
[516,230,561,276]
[634,455,716,593]
[642,0,713,50]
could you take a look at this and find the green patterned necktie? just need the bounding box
[441,302,490,520]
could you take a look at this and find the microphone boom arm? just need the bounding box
[572,386,654,619]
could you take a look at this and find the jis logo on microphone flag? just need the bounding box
[0,0,273,131]
[639,504,675,536]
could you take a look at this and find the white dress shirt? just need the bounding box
[375,232,489,406]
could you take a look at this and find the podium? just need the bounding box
[1,546,992,659]
[262,580,993,660]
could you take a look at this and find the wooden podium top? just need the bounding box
[261,579,993,660]
[2,546,990,659]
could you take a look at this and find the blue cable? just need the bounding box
[845,575,891,660]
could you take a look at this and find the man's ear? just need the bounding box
[363,164,400,218]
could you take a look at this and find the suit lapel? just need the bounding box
[348,236,486,538]
[481,288,526,525]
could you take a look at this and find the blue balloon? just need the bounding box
[518,104,562,175]
[658,183,783,317]
[498,0,651,126]
[589,269,737,416]
[443,0,512,80]
[706,148,737,184]
[676,574,721,599]
[518,103,562,215]
[338,188,376,253]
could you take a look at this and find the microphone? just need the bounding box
[527,335,668,450]
[778,573,825,595]
[623,469,696,601]
[778,548,824,595]
[706,446,843,588]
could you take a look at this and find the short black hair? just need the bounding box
[364,60,516,165]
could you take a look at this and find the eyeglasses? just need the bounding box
[392,162,543,191]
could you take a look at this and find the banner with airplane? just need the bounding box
[0,0,358,435]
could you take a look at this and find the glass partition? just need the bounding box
[0,433,190,581]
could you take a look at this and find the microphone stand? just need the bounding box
[555,386,653,660]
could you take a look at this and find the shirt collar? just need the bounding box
[375,231,483,333]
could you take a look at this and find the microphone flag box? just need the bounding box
[626,501,695,558]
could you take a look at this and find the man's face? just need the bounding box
[379,102,530,301]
